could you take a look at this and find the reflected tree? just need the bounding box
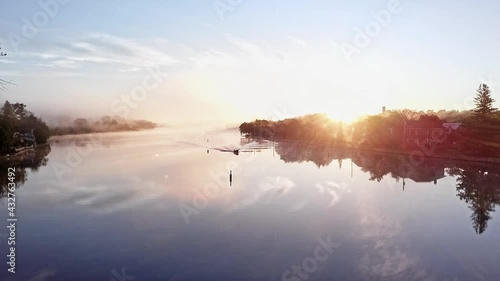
[274,140,349,168]
[448,165,500,234]
[269,136,500,234]
[0,145,51,199]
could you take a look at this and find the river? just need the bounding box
[1,127,499,281]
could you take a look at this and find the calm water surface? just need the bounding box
[1,128,500,281]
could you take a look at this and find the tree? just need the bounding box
[449,165,500,234]
[473,84,497,119]
[0,101,51,152]
[74,118,89,128]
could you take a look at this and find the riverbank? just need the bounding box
[50,126,159,137]
[349,145,500,164]
[253,137,500,164]
[0,144,50,161]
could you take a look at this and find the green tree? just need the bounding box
[473,84,497,119]
[1,101,51,153]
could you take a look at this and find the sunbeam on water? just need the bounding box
[1,128,500,281]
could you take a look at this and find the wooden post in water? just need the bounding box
[351,158,353,178]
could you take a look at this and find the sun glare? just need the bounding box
[326,110,359,124]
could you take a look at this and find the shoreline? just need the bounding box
[0,144,50,160]
[349,146,500,164]
[248,136,500,164]
[48,127,159,139]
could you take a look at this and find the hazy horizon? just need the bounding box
[1,0,500,127]
[2,2,500,280]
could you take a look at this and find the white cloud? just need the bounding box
[225,34,262,56]
[0,59,16,64]
[16,33,179,72]
[289,36,310,49]
[228,176,295,211]
[189,48,235,68]
[356,193,434,281]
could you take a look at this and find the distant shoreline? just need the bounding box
[48,126,159,139]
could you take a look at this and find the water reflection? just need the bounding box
[274,141,350,167]
[0,131,499,280]
[0,145,51,198]
[448,165,500,234]
[269,139,500,235]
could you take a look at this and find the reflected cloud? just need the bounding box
[356,194,433,281]
[316,181,350,207]
[228,176,294,211]
[34,176,167,215]
[27,270,56,281]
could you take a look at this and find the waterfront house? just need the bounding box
[404,120,464,151]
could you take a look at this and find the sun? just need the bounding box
[325,110,359,123]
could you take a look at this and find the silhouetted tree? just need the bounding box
[74,118,89,128]
[473,84,497,119]
[0,101,51,153]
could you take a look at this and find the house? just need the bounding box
[442,123,464,134]
[401,163,445,183]
[13,129,37,148]
[404,120,443,149]
[404,120,464,150]
[441,122,465,148]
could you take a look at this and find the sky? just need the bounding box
[1,0,500,128]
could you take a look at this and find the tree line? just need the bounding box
[50,115,157,136]
[0,101,50,154]
[0,99,158,154]
[240,84,500,157]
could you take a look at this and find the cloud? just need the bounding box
[34,176,166,215]
[27,270,57,281]
[289,36,310,49]
[38,59,79,69]
[189,48,235,68]
[15,32,179,72]
[356,194,434,281]
[225,34,261,56]
[228,176,295,211]
[316,181,350,207]
[0,59,16,64]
